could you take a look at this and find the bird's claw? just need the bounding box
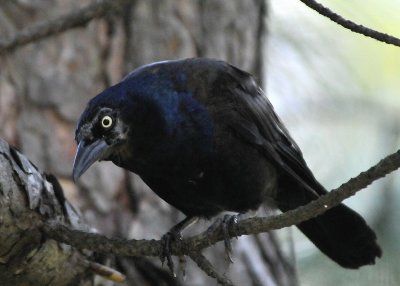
[178,254,187,280]
[221,214,239,263]
[225,214,240,238]
[207,214,240,263]
[160,231,183,276]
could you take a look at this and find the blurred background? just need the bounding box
[268,1,400,285]
[0,0,399,285]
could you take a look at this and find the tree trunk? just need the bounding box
[0,139,92,285]
[0,0,297,285]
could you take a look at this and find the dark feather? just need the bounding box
[74,58,381,268]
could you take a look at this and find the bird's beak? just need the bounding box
[72,139,109,182]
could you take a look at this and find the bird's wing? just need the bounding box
[224,66,321,195]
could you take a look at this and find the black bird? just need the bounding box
[73,58,381,269]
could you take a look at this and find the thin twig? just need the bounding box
[84,260,126,282]
[0,0,128,54]
[188,252,234,286]
[299,0,400,47]
[43,148,400,257]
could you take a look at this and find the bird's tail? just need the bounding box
[276,176,382,269]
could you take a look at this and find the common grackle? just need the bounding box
[73,58,381,270]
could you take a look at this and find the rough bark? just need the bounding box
[0,0,297,285]
[0,139,92,285]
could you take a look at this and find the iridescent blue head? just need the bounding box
[73,60,214,181]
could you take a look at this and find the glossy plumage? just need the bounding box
[73,58,381,268]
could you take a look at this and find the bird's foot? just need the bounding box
[159,217,198,276]
[221,214,240,263]
[207,214,240,263]
[160,230,183,276]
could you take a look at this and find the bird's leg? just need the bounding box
[221,214,240,263]
[160,216,198,276]
[207,214,241,263]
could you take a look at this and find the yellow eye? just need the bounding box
[101,115,113,128]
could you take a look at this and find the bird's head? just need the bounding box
[72,59,215,182]
[72,87,130,182]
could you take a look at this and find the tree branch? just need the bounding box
[0,139,91,284]
[0,139,127,284]
[299,0,400,47]
[0,0,128,55]
[188,252,234,286]
[43,148,400,257]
